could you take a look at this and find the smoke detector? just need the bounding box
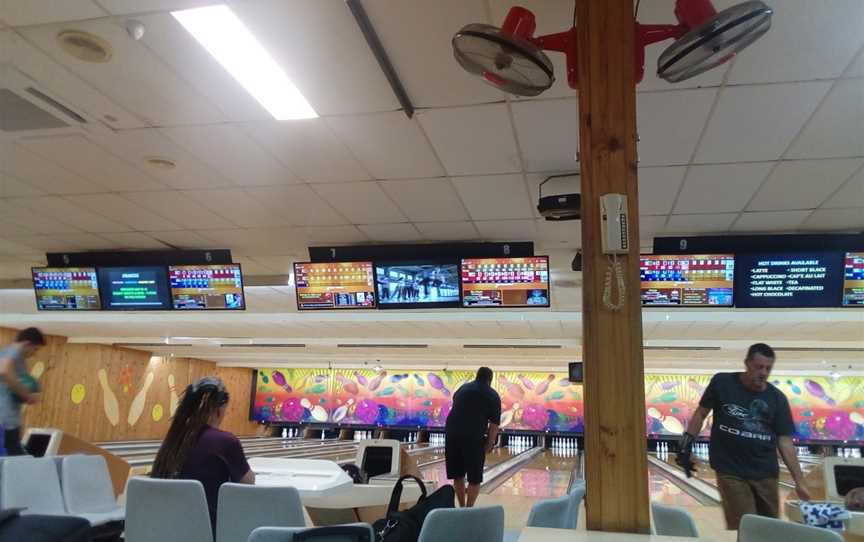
[57,30,113,63]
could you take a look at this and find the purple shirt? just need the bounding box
[179,425,250,527]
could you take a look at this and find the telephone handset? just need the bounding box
[599,194,629,311]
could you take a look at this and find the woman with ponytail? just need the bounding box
[151,377,254,527]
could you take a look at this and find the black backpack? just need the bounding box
[372,476,455,542]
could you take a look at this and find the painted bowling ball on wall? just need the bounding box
[280,398,305,422]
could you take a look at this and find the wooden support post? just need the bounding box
[576,0,650,533]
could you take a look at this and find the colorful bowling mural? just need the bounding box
[251,369,864,442]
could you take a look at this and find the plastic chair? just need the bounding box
[61,455,125,525]
[0,457,68,516]
[526,483,586,529]
[651,502,699,537]
[125,477,213,542]
[738,514,844,542]
[417,506,505,542]
[247,524,373,542]
[217,483,305,542]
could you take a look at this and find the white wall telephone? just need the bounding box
[599,193,629,311]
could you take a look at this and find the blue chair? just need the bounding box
[125,477,213,542]
[217,484,305,542]
[651,503,699,537]
[738,514,844,542]
[247,523,373,542]
[526,483,586,529]
[417,506,505,542]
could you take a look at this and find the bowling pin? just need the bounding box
[167,374,180,417]
[282,428,288,439]
[332,399,354,423]
[97,369,120,427]
[128,371,154,426]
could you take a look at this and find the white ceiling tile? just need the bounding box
[637,89,718,166]
[452,174,533,220]
[98,1,220,15]
[638,167,686,215]
[49,233,119,251]
[326,113,444,180]
[475,220,537,241]
[123,191,237,230]
[847,50,864,78]
[135,12,270,123]
[695,81,831,163]
[749,158,863,211]
[415,221,478,241]
[666,213,737,234]
[19,19,226,126]
[418,105,521,176]
[362,0,504,108]
[161,125,299,187]
[787,79,864,159]
[535,218,580,244]
[732,211,811,232]
[379,178,468,223]
[232,0,400,115]
[244,119,370,183]
[312,182,406,224]
[147,230,214,248]
[727,0,864,84]
[803,208,864,231]
[0,1,105,26]
[196,228,308,252]
[0,144,104,194]
[91,129,234,189]
[245,185,347,227]
[511,99,579,172]
[0,238,40,257]
[675,162,773,214]
[0,219,36,237]
[302,225,368,245]
[99,232,171,250]
[20,135,166,192]
[639,215,668,236]
[823,167,864,209]
[6,234,103,252]
[525,173,579,219]
[64,194,181,231]
[8,196,129,233]
[357,223,422,243]
[183,189,288,228]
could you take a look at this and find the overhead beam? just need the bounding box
[577,0,650,533]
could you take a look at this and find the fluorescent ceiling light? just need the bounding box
[172,4,317,120]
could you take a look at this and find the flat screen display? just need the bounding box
[32,267,101,310]
[98,266,171,310]
[843,252,864,307]
[294,261,376,310]
[169,264,245,310]
[640,254,734,307]
[734,252,845,308]
[461,256,550,308]
[375,261,460,309]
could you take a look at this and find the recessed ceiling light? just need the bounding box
[144,156,176,170]
[57,30,113,63]
[171,5,317,121]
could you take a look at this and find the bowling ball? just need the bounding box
[19,373,40,393]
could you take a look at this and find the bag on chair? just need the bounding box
[372,475,455,542]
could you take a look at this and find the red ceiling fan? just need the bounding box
[452,0,773,96]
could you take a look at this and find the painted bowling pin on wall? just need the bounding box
[167,374,180,417]
[97,369,120,427]
[128,372,154,426]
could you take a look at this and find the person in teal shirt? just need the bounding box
[0,327,45,455]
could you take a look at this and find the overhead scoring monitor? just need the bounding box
[461,256,550,308]
[375,260,461,309]
[32,267,101,310]
[169,264,245,310]
[98,266,172,311]
[640,254,734,307]
[734,251,845,308]
[843,252,864,307]
[294,261,376,310]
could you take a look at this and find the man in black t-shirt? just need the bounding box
[677,343,812,530]
[445,367,501,507]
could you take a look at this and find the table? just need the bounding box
[517,527,714,541]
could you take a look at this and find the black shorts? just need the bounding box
[445,435,486,485]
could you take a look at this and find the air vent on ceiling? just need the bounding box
[463,344,563,350]
[0,88,70,132]
[219,343,306,348]
[113,342,193,348]
[57,30,113,63]
[25,87,87,123]
[337,344,429,349]
[774,347,864,353]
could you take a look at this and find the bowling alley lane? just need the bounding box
[419,446,522,485]
[488,449,579,498]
